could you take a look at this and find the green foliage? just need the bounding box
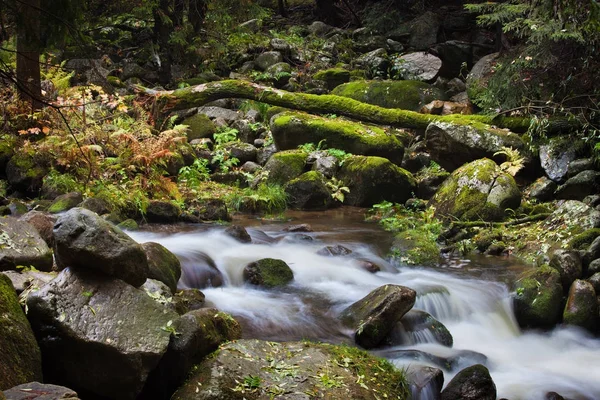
[226,183,287,214]
[494,146,525,176]
[213,127,239,145]
[41,60,74,94]
[43,170,82,194]
[326,177,349,203]
[211,149,239,173]
[178,158,210,187]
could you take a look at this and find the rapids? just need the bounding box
[128,208,600,400]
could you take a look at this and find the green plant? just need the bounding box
[211,149,239,173]
[226,183,287,214]
[326,178,350,203]
[213,127,239,145]
[43,169,83,194]
[178,158,210,187]
[494,146,525,176]
[161,320,180,336]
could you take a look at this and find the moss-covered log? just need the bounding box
[141,80,577,133]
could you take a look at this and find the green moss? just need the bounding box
[513,264,563,328]
[244,258,294,288]
[182,114,216,141]
[568,228,600,250]
[313,68,350,90]
[331,80,446,111]
[264,150,307,185]
[107,75,125,88]
[271,111,404,164]
[117,219,139,231]
[393,229,440,266]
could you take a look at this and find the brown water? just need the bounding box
[128,207,600,400]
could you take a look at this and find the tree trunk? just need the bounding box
[16,0,42,110]
[153,0,173,85]
[141,80,575,133]
[278,0,287,17]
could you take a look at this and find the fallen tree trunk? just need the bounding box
[140,80,577,133]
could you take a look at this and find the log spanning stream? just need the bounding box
[129,208,600,400]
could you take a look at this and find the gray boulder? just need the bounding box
[19,211,57,248]
[429,158,521,222]
[27,268,178,399]
[513,265,564,328]
[142,242,182,294]
[0,274,43,390]
[336,156,416,207]
[545,201,600,232]
[392,52,442,81]
[563,279,599,332]
[340,284,416,348]
[223,142,257,164]
[555,170,600,201]
[528,176,558,202]
[387,309,453,347]
[539,138,577,183]
[2,383,79,400]
[441,364,496,400]
[355,48,389,78]
[0,217,53,272]
[425,120,526,172]
[549,250,583,291]
[407,365,444,400]
[284,171,333,211]
[53,208,149,286]
[255,51,283,71]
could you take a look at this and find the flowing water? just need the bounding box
[129,208,600,400]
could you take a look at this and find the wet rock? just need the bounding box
[0,217,53,272]
[53,208,149,287]
[171,339,410,400]
[549,250,583,291]
[563,279,599,332]
[387,309,453,347]
[407,365,444,400]
[555,170,600,201]
[514,265,564,328]
[47,192,83,213]
[0,274,43,390]
[528,176,558,202]
[243,258,293,288]
[179,251,224,289]
[18,211,56,248]
[271,111,405,165]
[283,224,312,233]
[146,200,181,223]
[429,158,521,222]
[424,121,526,172]
[317,244,352,256]
[2,382,80,400]
[357,259,382,273]
[441,364,496,400]
[284,171,333,211]
[545,392,566,400]
[264,150,307,185]
[332,80,446,112]
[392,52,442,81]
[378,348,487,371]
[27,268,177,399]
[340,284,416,348]
[587,272,600,294]
[145,308,241,399]
[173,288,205,315]
[539,138,577,183]
[142,242,182,294]
[1,270,55,294]
[336,156,416,207]
[224,225,252,243]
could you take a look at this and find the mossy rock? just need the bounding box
[270,111,404,165]
[313,68,351,90]
[182,113,217,141]
[142,242,182,294]
[0,274,43,390]
[107,75,125,88]
[171,339,410,400]
[513,265,564,329]
[284,171,333,210]
[563,279,599,332]
[264,149,308,185]
[429,158,521,222]
[48,192,83,213]
[117,219,139,231]
[6,152,49,196]
[336,155,416,207]
[391,230,441,266]
[243,258,293,288]
[568,228,600,250]
[440,364,496,400]
[0,134,16,178]
[331,80,446,111]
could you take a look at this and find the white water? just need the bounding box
[129,222,600,400]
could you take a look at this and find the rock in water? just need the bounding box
[243,258,294,288]
[340,284,416,348]
[441,364,496,400]
[142,242,182,294]
[513,265,564,329]
[563,279,599,332]
[27,268,177,399]
[0,217,53,272]
[53,208,149,286]
[0,274,42,390]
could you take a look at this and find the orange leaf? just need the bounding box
[42,126,50,134]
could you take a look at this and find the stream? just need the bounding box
[129,208,600,400]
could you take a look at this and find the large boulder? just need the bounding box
[407,366,444,400]
[441,364,496,400]
[336,156,416,207]
[18,211,56,248]
[563,279,599,332]
[429,158,521,222]
[513,265,564,329]
[171,339,410,400]
[6,152,48,196]
[270,112,405,165]
[182,113,217,141]
[466,53,499,107]
[263,150,307,185]
[387,309,453,347]
[539,138,577,183]
[53,208,149,287]
[0,274,43,390]
[545,201,600,232]
[145,308,241,399]
[331,80,446,111]
[179,251,224,289]
[243,258,294,288]
[47,192,83,213]
[392,52,442,81]
[555,170,600,201]
[424,120,526,172]
[340,284,416,348]
[284,171,333,210]
[549,250,583,292]
[0,217,53,272]
[27,268,178,399]
[2,383,80,400]
[142,242,182,294]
